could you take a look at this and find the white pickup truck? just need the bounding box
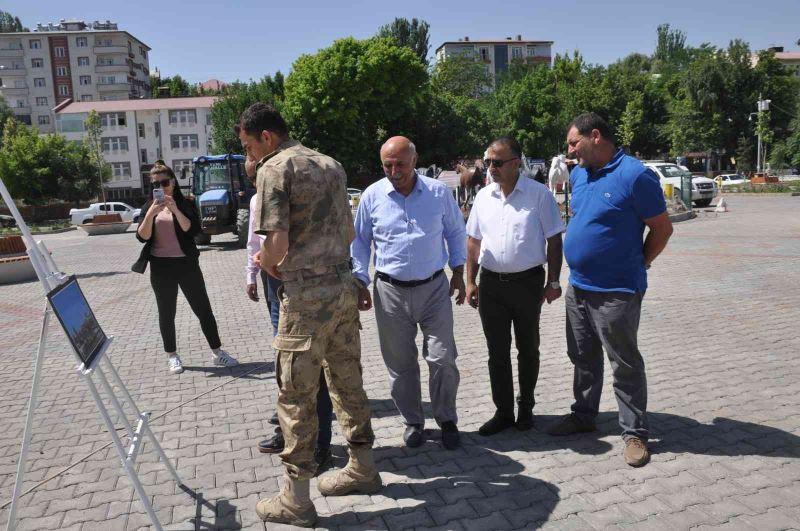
[643,162,718,207]
[69,202,139,225]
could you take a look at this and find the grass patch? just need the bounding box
[724,181,800,193]
[0,220,71,235]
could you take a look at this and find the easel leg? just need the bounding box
[6,304,50,531]
[82,372,164,531]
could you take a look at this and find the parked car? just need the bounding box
[643,162,718,207]
[718,173,748,187]
[69,202,137,225]
[347,188,362,209]
[0,214,16,228]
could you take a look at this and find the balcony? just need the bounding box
[93,45,128,55]
[97,82,130,91]
[12,106,31,114]
[0,86,29,96]
[0,65,26,75]
[0,47,24,58]
[95,63,128,73]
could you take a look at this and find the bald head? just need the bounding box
[381,136,418,195]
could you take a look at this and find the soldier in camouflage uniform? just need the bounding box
[237,103,381,527]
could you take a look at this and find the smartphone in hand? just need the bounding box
[153,188,165,203]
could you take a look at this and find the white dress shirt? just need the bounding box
[245,193,265,285]
[466,175,565,273]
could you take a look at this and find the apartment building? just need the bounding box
[0,19,151,134]
[55,96,218,199]
[752,47,800,80]
[435,35,553,87]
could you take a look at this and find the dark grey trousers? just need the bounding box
[565,285,648,441]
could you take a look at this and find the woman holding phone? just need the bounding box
[134,162,238,374]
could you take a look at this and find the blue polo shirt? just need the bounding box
[564,150,666,293]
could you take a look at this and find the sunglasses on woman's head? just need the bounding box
[151,178,171,188]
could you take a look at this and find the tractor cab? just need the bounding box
[191,154,253,246]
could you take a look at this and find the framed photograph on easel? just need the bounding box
[46,275,107,371]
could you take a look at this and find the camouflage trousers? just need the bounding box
[273,271,375,479]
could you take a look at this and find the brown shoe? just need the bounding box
[623,438,650,467]
[255,476,317,527]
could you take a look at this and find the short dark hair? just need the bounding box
[489,136,521,158]
[568,112,613,140]
[238,103,289,138]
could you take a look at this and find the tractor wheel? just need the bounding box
[236,208,249,248]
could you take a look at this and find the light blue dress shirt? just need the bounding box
[351,174,467,287]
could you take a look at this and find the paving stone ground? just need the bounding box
[0,194,799,531]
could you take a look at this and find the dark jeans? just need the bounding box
[565,285,648,441]
[478,267,545,418]
[149,256,221,353]
[262,270,333,449]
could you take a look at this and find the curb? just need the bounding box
[1,226,76,236]
[668,211,697,223]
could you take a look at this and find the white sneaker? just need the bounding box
[212,349,238,367]
[168,355,184,374]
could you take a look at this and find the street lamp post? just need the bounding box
[756,94,771,174]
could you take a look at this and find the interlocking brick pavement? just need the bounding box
[0,195,799,530]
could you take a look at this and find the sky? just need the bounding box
[8,0,800,83]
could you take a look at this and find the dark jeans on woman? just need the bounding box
[150,256,221,353]
[478,266,545,418]
[261,270,333,449]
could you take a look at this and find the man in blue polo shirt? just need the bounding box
[547,113,673,467]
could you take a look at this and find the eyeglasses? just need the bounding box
[483,157,519,168]
[151,178,171,188]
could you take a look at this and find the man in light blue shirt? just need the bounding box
[352,136,467,450]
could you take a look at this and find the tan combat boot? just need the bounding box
[317,446,382,496]
[255,475,317,527]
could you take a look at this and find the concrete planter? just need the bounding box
[79,221,133,236]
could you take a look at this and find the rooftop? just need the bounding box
[55,96,218,114]
[436,37,553,52]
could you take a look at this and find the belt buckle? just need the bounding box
[498,272,510,282]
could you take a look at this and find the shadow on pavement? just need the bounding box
[75,270,132,280]
[180,485,241,530]
[368,397,432,420]
[181,361,275,380]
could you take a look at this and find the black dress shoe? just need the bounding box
[546,413,596,436]
[269,412,279,425]
[441,421,460,450]
[257,432,285,454]
[516,409,535,431]
[479,414,515,436]
[403,424,423,448]
[314,446,332,470]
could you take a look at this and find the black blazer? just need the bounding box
[132,196,202,273]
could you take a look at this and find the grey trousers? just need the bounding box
[373,273,460,426]
[565,284,648,441]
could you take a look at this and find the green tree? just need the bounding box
[430,54,492,98]
[0,10,28,32]
[84,110,109,206]
[377,17,431,65]
[150,74,197,98]
[619,92,645,148]
[209,74,284,153]
[0,98,14,146]
[283,37,428,178]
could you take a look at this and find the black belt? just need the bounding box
[481,265,544,282]
[376,269,444,288]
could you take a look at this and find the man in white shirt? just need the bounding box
[465,136,565,436]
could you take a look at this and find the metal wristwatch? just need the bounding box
[547,281,561,290]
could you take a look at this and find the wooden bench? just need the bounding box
[0,235,36,284]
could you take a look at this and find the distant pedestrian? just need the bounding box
[133,163,238,374]
[352,136,466,451]
[465,136,565,436]
[547,113,673,468]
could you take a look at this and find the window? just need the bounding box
[78,57,90,66]
[526,47,536,57]
[56,66,68,76]
[100,112,126,127]
[101,136,129,152]
[15,99,27,108]
[96,38,113,47]
[29,39,41,49]
[76,36,88,47]
[137,123,145,138]
[141,149,148,163]
[168,109,197,125]
[128,41,132,54]
[55,47,66,58]
[79,75,91,85]
[13,80,26,88]
[154,122,160,137]
[170,134,198,149]
[97,57,115,66]
[512,47,523,59]
[34,78,46,87]
[111,162,132,180]
[35,97,48,106]
[173,159,193,176]
[38,115,50,125]
[31,58,43,68]
[58,85,69,96]
[479,47,489,61]
[81,95,93,101]
[139,46,145,56]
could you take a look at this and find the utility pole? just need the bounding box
[756,94,771,173]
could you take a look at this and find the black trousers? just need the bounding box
[149,256,221,353]
[478,267,545,417]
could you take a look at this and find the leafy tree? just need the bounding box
[150,74,197,98]
[84,111,109,206]
[283,37,428,178]
[430,55,493,98]
[0,98,14,146]
[0,10,28,32]
[377,18,431,65]
[653,23,690,73]
[209,74,284,153]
